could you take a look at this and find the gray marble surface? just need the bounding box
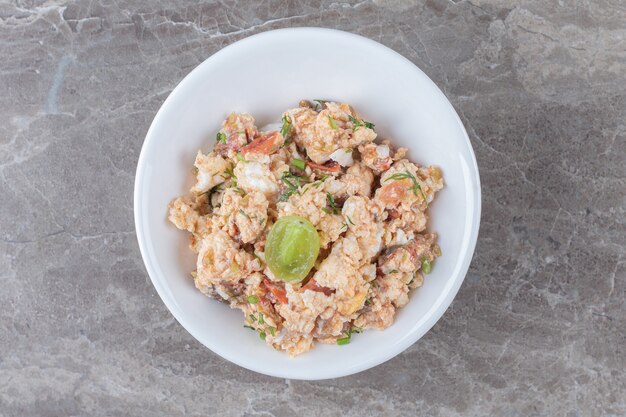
[1,0,624,416]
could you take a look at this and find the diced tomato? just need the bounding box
[241,131,283,155]
[301,279,335,296]
[378,179,412,206]
[306,160,341,173]
[262,278,288,304]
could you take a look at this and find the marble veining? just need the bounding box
[0,0,624,416]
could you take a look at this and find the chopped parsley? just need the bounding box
[224,165,236,178]
[216,132,227,144]
[247,295,259,304]
[384,171,427,203]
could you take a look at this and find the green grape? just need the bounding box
[265,216,320,283]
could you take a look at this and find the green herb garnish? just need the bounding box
[337,326,357,345]
[216,132,227,144]
[224,165,236,178]
[239,209,249,219]
[243,325,255,330]
[337,336,350,345]
[346,216,355,226]
[279,171,309,201]
[328,116,338,130]
[259,332,266,340]
[247,295,259,304]
[280,114,292,138]
[268,326,276,337]
[326,192,339,214]
[236,152,248,162]
[291,158,306,171]
[258,313,264,324]
[384,171,427,203]
[348,115,375,131]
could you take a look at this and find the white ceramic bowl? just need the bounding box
[134,28,481,380]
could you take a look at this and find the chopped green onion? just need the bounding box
[291,158,306,170]
[337,336,350,345]
[239,209,249,219]
[280,114,292,138]
[421,258,432,274]
[258,313,264,324]
[259,332,266,340]
[236,152,248,162]
[268,326,276,336]
[216,132,227,143]
[249,314,256,321]
[346,216,355,226]
[247,295,259,304]
[328,116,338,130]
[389,269,398,274]
[243,325,255,330]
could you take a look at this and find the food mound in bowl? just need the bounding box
[167,100,444,356]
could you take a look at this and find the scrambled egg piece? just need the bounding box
[286,102,376,164]
[167,101,444,356]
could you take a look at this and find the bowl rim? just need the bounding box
[134,27,481,380]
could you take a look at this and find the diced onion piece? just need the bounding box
[329,148,354,167]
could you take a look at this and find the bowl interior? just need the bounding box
[135,28,480,380]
